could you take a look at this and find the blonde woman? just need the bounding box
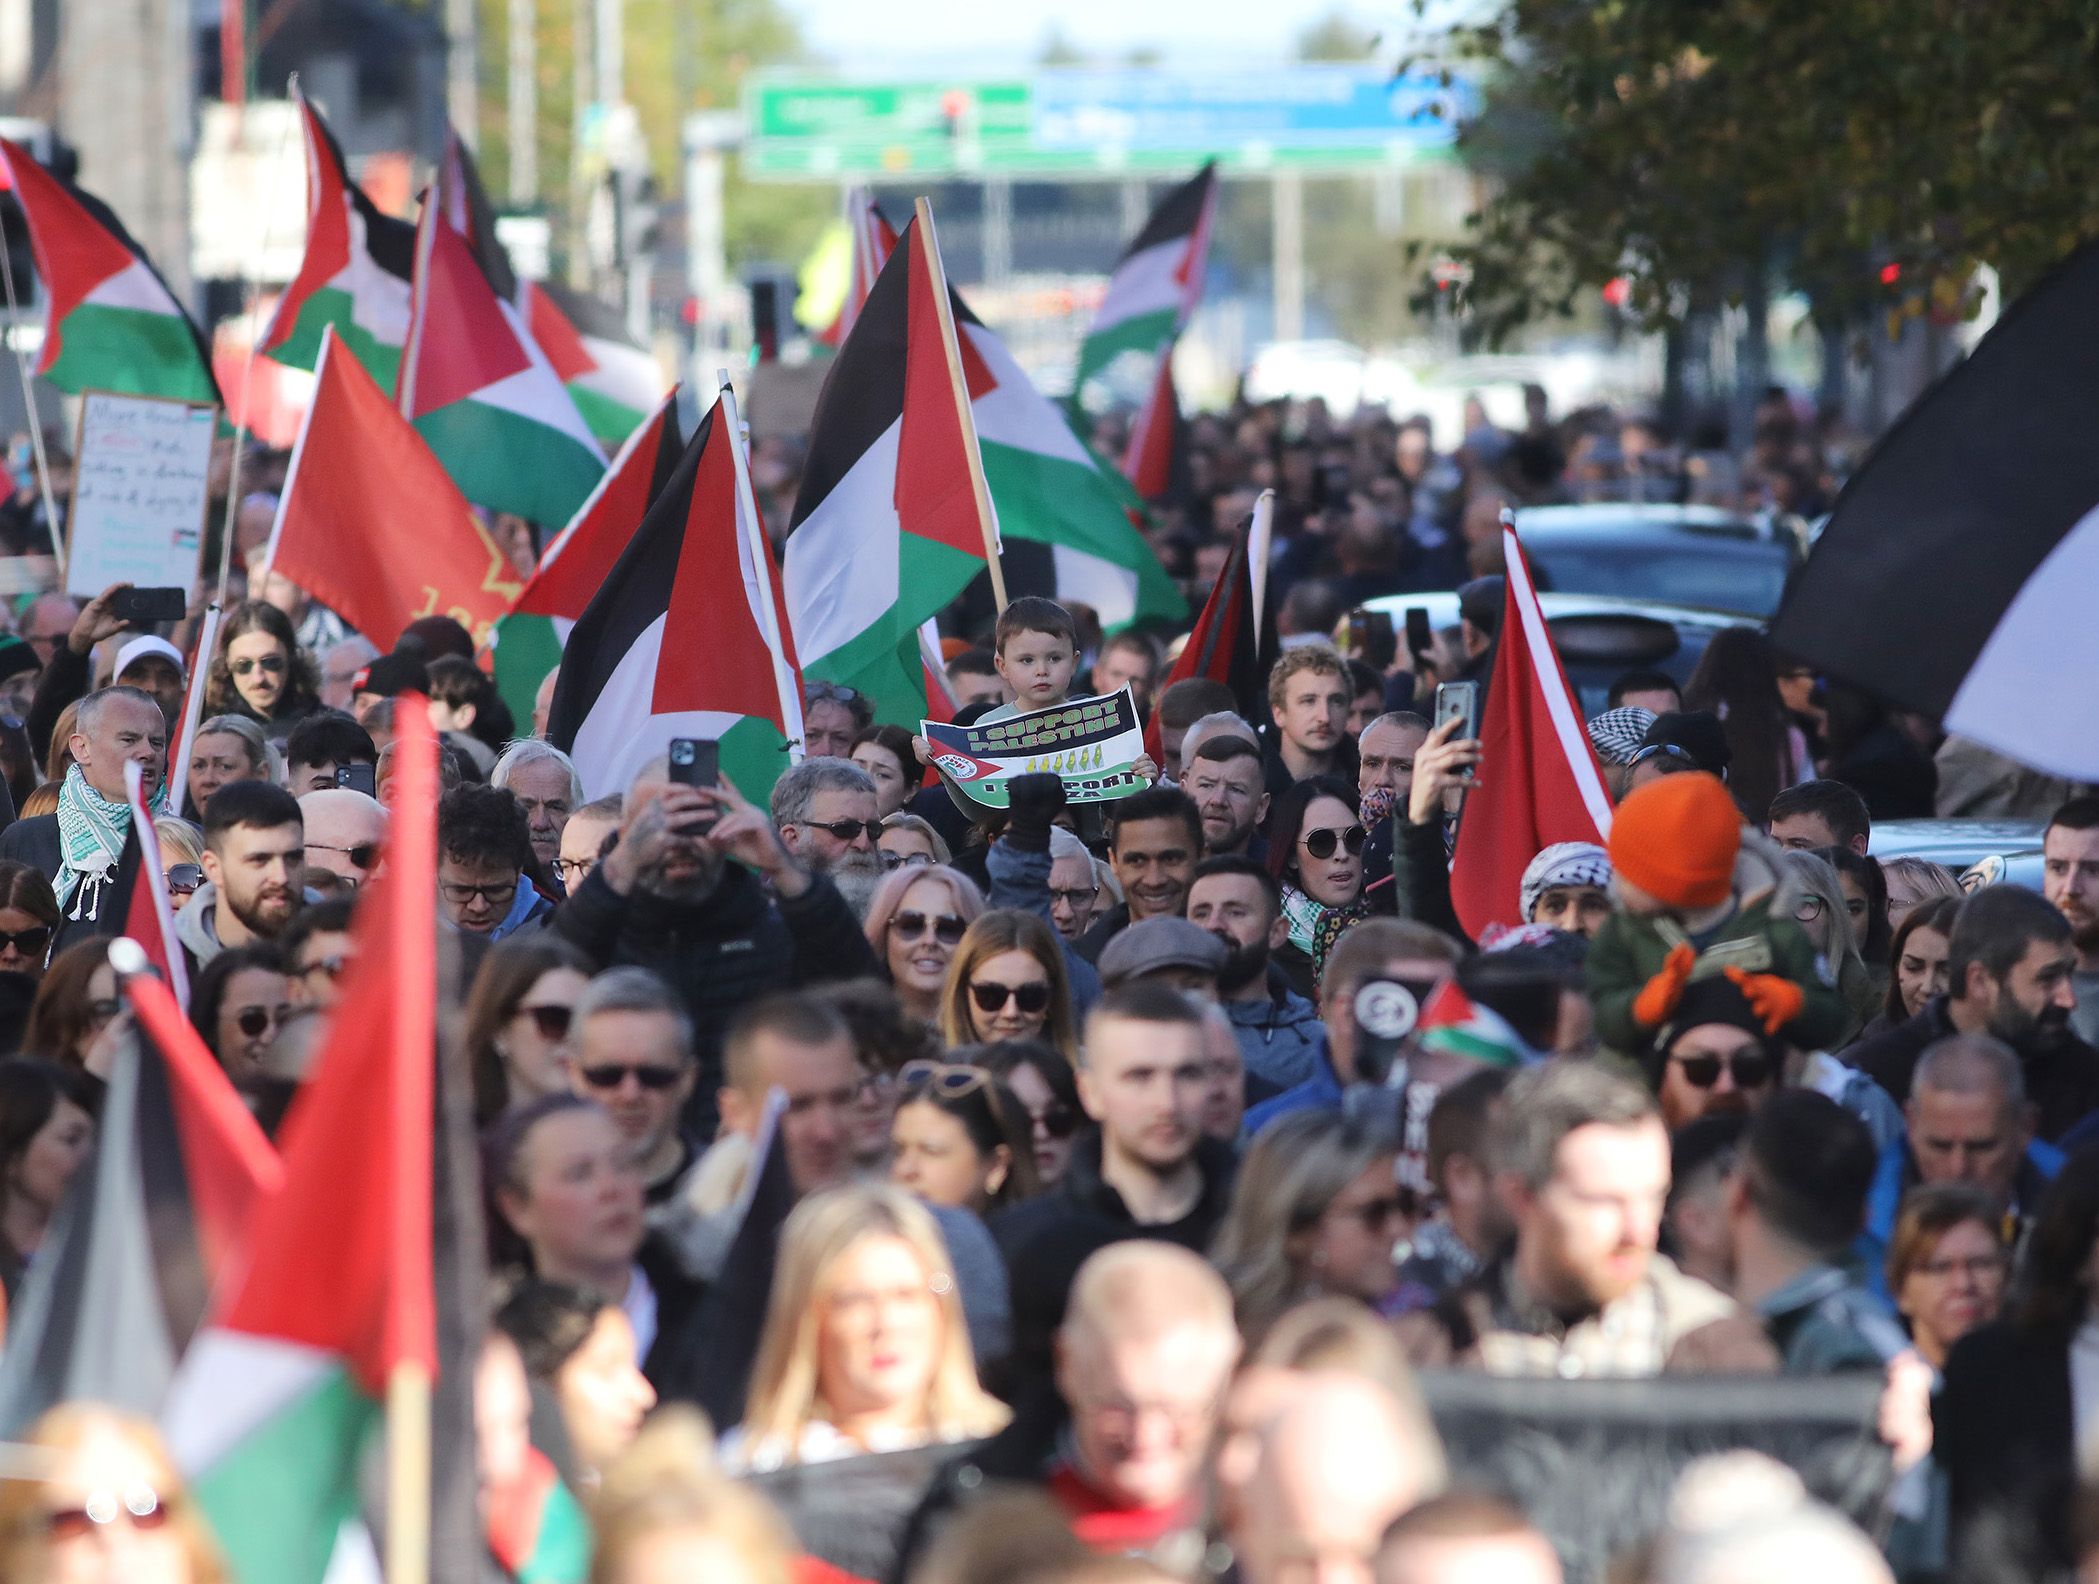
[0,1404,228,1584]
[588,1408,795,1584]
[936,909,1079,1060]
[862,864,985,1025]
[726,1183,1008,1471]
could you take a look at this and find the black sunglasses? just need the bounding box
[308,842,381,869]
[1671,1050,1774,1090]
[230,654,286,677]
[1300,825,1367,860]
[970,980,1051,1016]
[0,925,50,955]
[235,1004,292,1039]
[164,864,203,896]
[891,910,967,945]
[798,818,880,844]
[578,1063,683,1091]
[517,1003,572,1040]
[1030,1099,1082,1140]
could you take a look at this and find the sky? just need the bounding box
[780,0,1388,68]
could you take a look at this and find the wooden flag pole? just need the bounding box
[386,1358,432,1584]
[912,197,1008,613]
[0,185,64,579]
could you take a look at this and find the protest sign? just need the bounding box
[922,685,1147,813]
[65,391,214,597]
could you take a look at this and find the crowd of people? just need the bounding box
[0,392,2092,1584]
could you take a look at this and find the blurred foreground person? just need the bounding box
[587,1408,796,1584]
[1376,1493,1561,1584]
[497,1277,658,1487]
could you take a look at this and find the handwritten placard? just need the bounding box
[66,392,215,598]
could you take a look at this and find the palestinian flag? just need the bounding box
[164,695,440,1584]
[489,389,683,723]
[784,209,998,727]
[1449,526,1614,939]
[399,163,605,529]
[964,306,1184,632]
[528,281,668,446]
[119,759,190,1002]
[1768,239,2099,781]
[0,957,279,1432]
[269,327,523,650]
[1072,163,1216,402]
[1142,490,1276,763]
[260,93,415,388]
[438,127,519,303]
[1415,978,1541,1069]
[822,188,898,346]
[487,1447,591,1582]
[0,139,219,404]
[1121,349,1184,505]
[549,389,803,802]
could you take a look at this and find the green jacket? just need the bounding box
[1588,889,1851,1057]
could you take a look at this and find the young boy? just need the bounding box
[1587,771,1849,1056]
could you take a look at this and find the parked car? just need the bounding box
[1513,504,1800,619]
[1359,591,1738,719]
[1868,819,2046,893]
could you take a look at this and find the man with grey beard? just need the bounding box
[551,755,878,1136]
[770,757,888,919]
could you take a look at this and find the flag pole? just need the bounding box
[911,197,1007,612]
[717,370,805,763]
[386,1359,432,1584]
[0,179,64,580]
[1247,489,1275,649]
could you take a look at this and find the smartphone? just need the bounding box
[1404,606,1434,668]
[1345,608,1397,672]
[1434,681,1481,777]
[667,737,720,833]
[335,762,375,796]
[111,586,186,626]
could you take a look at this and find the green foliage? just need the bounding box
[1430,0,2099,343]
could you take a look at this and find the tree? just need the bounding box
[1295,9,1379,63]
[1431,0,2099,345]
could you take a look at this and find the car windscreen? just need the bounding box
[1527,542,1790,617]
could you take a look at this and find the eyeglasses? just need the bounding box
[515,1003,572,1040]
[440,878,519,907]
[1627,743,1702,772]
[1332,1194,1411,1230]
[310,842,381,870]
[577,1062,684,1091]
[235,1003,293,1039]
[794,818,880,844]
[1795,895,1826,922]
[0,925,50,956]
[879,848,934,871]
[42,1484,170,1539]
[890,910,967,945]
[1670,1049,1774,1090]
[1917,1253,2008,1282]
[970,979,1052,1016]
[230,654,287,677]
[1300,825,1367,860]
[1049,886,1099,910]
[163,864,202,897]
[1029,1099,1082,1139]
[554,856,596,884]
[899,1059,991,1098]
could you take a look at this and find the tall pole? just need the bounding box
[1272,170,1305,343]
[506,0,537,205]
[594,0,622,110]
[446,0,477,141]
[915,198,1008,612]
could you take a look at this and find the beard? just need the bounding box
[1215,936,1269,994]
[640,842,723,904]
[827,850,887,920]
[228,882,295,938]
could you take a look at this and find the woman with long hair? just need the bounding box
[185,945,293,1090]
[888,1059,1041,1215]
[464,936,595,1124]
[1681,625,1805,823]
[0,1057,97,1299]
[1880,855,1961,931]
[862,865,985,1025]
[185,714,274,818]
[977,1039,1086,1191]
[1820,845,1893,972]
[851,725,920,821]
[23,937,120,1073]
[0,1404,229,1584]
[496,1277,658,1484]
[203,601,319,738]
[0,860,58,982]
[1781,848,1878,1044]
[1868,894,1959,1038]
[937,910,1078,1059]
[727,1184,1008,1471]
[1264,775,1368,996]
[1211,1109,1408,1343]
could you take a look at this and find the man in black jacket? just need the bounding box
[1848,885,2099,1142]
[552,761,877,1137]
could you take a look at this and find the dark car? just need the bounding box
[1513,505,1800,618]
[1361,591,1739,719]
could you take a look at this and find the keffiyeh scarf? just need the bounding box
[1282,883,1370,992]
[55,764,163,922]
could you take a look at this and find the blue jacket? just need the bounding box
[1860,1132,2063,1302]
[1221,972,1325,1094]
[985,837,1102,1015]
[1241,1037,1344,1139]
[488,874,555,941]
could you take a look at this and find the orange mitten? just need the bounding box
[1725,966,1805,1034]
[1631,943,1697,1028]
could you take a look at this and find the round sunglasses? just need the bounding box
[890,910,967,945]
[1300,824,1367,860]
[514,1003,573,1040]
[899,1059,991,1098]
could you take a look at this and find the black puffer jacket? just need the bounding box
[552,861,878,1134]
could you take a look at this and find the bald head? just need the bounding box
[1237,1376,1444,1584]
[299,787,389,887]
[1377,1493,1561,1584]
[1062,1241,1236,1356]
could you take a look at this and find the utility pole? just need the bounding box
[595,0,622,109]
[507,0,537,204]
[1272,170,1305,342]
[447,0,477,139]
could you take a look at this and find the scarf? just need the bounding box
[1281,883,1369,992]
[54,764,163,921]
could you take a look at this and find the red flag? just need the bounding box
[821,190,898,347]
[1121,352,1179,503]
[1449,527,1616,939]
[509,389,681,622]
[265,327,522,651]
[121,761,190,1007]
[1141,494,1275,765]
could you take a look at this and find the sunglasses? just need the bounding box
[797,818,880,844]
[805,682,866,706]
[516,1003,572,1040]
[441,879,519,907]
[1334,1194,1411,1230]
[1300,824,1367,860]
[899,1059,992,1098]
[230,654,287,677]
[1030,1099,1082,1139]
[163,864,203,897]
[0,925,49,955]
[42,1485,170,1539]
[235,1003,293,1039]
[577,1063,684,1091]
[879,849,933,871]
[891,910,967,945]
[970,979,1051,1016]
[1671,1049,1774,1090]
[309,842,381,870]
